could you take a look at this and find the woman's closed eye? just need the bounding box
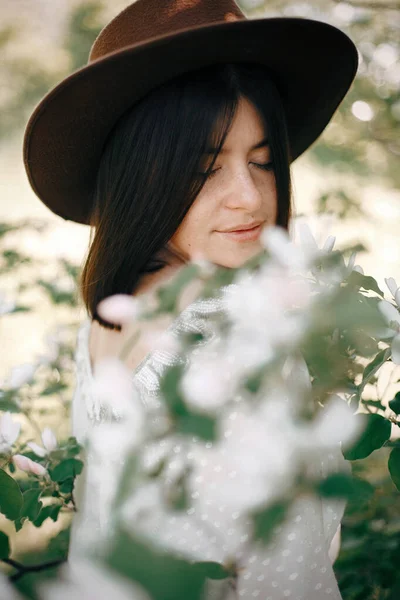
[198,161,274,179]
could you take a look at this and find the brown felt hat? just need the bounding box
[23,0,359,226]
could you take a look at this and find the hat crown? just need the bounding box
[89,0,245,63]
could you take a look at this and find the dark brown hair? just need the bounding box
[79,62,293,331]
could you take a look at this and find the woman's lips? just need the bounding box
[217,223,263,242]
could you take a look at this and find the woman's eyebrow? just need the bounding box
[205,137,269,154]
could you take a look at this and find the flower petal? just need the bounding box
[347,252,357,273]
[0,412,21,445]
[391,334,400,365]
[13,454,33,472]
[7,363,37,389]
[27,442,47,458]
[378,299,400,326]
[97,294,142,325]
[395,288,400,309]
[261,226,304,269]
[92,357,143,424]
[322,235,336,253]
[385,277,398,298]
[13,454,47,476]
[310,395,364,447]
[41,427,57,452]
[298,222,319,258]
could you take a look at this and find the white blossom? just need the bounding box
[27,427,58,457]
[261,225,309,270]
[303,394,364,449]
[225,266,310,351]
[5,363,37,389]
[39,558,151,600]
[13,454,48,477]
[385,277,400,308]
[92,356,144,425]
[0,412,20,454]
[322,235,336,253]
[180,348,238,413]
[188,390,296,514]
[385,277,398,298]
[97,294,142,325]
[378,299,400,363]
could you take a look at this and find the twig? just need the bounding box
[1,557,66,582]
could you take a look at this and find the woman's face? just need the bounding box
[168,96,278,269]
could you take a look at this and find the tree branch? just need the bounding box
[1,557,66,582]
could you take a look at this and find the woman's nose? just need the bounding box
[224,168,263,211]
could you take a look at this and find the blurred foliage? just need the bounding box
[337,447,400,600]
[0,25,59,139]
[0,217,82,587]
[250,0,400,217]
[63,2,104,71]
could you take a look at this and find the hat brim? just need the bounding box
[23,17,358,225]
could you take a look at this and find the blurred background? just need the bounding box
[0,1,399,598]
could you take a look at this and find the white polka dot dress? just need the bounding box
[69,285,348,599]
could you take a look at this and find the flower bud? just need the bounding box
[13,454,47,477]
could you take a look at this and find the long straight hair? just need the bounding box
[79,62,294,331]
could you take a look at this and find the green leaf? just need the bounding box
[343,414,391,460]
[362,348,391,383]
[347,271,384,296]
[58,477,74,494]
[160,365,188,417]
[0,468,23,521]
[0,531,10,559]
[65,445,83,458]
[14,516,26,532]
[49,458,83,483]
[0,389,20,413]
[33,503,62,527]
[107,528,213,600]
[317,473,374,505]
[177,413,216,442]
[389,392,400,415]
[20,488,43,521]
[388,447,400,492]
[159,364,188,417]
[244,369,263,394]
[251,500,289,545]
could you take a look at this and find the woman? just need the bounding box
[23,1,358,597]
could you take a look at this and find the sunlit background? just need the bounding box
[0,1,399,595]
